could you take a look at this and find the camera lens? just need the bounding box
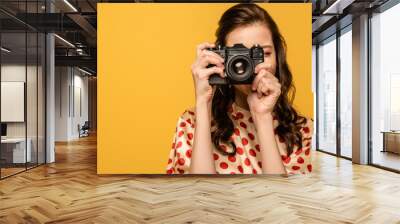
[226,55,254,83]
[233,59,247,75]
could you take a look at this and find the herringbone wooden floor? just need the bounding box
[1,134,400,224]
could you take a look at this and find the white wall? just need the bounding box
[1,63,46,164]
[72,73,89,138]
[1,82,25,122]
[55,67,89,141]
[1,65,38,138]
[55,67,70,141]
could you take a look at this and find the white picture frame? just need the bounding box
[1,81,25,122]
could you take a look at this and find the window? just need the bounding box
[370,2,400,171]
[317,35,337,154]
[339,27,352,158]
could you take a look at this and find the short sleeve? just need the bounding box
[166,109,196,174]
[283,118,314,175]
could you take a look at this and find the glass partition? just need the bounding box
[27,30,38,169]
[38,31,45,165]
[1,30,28,177]
[317,35,337,155]
[339,26,352,159]
[0,1,46,179]
[370,3,400,171]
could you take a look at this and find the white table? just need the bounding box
[1,138,31,163]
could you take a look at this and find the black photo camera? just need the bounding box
[207,43,264,85]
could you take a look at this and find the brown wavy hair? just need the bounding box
[211,3,307,156]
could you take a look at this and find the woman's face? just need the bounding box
[225,23,277,96]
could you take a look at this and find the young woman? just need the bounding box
[166,3,313,175]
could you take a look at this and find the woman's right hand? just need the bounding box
[191,42,225,104]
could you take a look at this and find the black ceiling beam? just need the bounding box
[86,0,97,12]
[55,47,97,57]
[10,13,84,32]
[55,55,96,69]
[67,13,97,41]
[0,7,38,31]
[0,18,27,31]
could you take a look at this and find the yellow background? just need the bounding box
[97,3,312,174]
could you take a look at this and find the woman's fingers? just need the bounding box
[254,70,281,98]
[199,66,225,79]
[252,69,267,91]
[196,42,215,57]
[253,69,279,89]
[257,85,263,98]
[198,51,224,68]
[201,50,224,63]
[192,42,225,87]
[256,80,269,98]
[255,62,269,73]
[192,42,224,103]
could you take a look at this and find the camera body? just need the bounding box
[207,43,264,85]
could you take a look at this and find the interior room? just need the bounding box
[1,28,46,177]
[0,0,399,223]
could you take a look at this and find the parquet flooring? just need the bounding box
[0,167,25,178]
[0,134,400,223]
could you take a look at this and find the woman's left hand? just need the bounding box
[247,65,281,115]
